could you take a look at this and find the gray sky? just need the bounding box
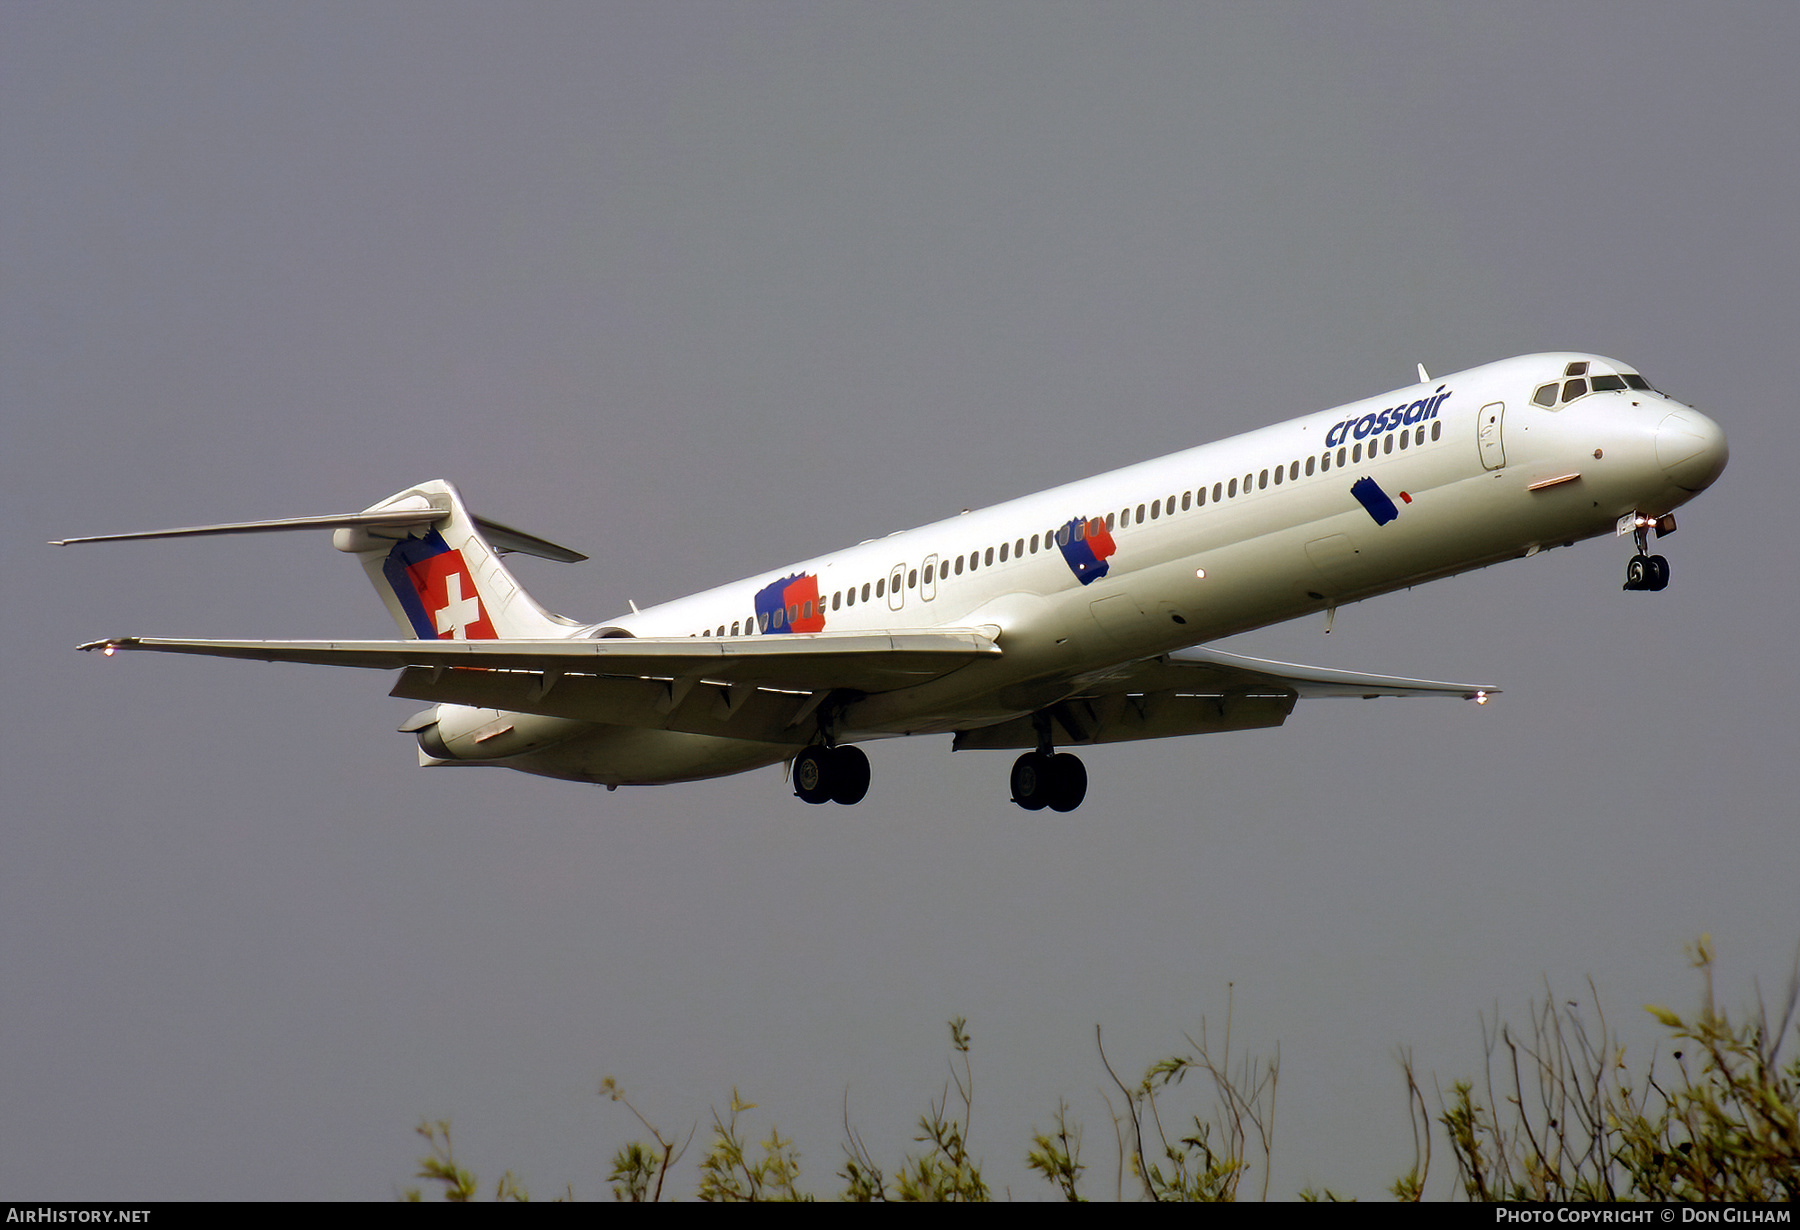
[4,2,1796,1200]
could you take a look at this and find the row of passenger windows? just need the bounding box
[693,419,1444,636]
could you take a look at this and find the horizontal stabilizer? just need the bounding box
[51,505,586,562]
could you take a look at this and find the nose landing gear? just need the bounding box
[1621,513,1675,592]
[1624,553,1669,591]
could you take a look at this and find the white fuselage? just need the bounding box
[489,352,1725,784]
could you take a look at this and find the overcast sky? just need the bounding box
[5,2,1796,1200]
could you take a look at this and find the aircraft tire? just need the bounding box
[1047,753,1088,813]
[1011,752,1051,811]
[1624,554,1649,591]
[793,745,834,805]
[828,745,870,805]
[1648,554,1670,591]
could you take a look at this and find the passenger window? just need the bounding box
[1273,466,1283,485]
[1384,434,1394,454]
[1228,477,1238,498]
[908,570,916,589]
[1306,455,1315,476]
[1399,430,1409,450]
[1430,422,1441,441]
[1415,426,1424,445]
[1244,472,1254,492]
[999,542,1009,562]
[1534,383,1559,407]
[985,547,994,566]
[955,555,964,575]
[1015,538,1024,556]
[1352,443,1362,463]
[1336,447,1346,466]
[1165,493,1176,511]
[1136,503,1146,522]
[1320,452,1330,472]
[1196,486,1207,506]
[875,579,884,598]
[1151,499,1161,519]
[1030,534,1040,553]
[832,592,841,610]
[1212,482,1222,502]
[1258,469,1268,490]
[1181,491,1191,510]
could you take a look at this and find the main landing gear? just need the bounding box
[1622,513,1674,592]
[1010,750,1087,812]
[792,743,870,805]
[1011,712,1088,812]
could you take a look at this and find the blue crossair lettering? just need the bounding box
[1325,386,1452,449]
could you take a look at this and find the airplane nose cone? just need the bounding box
[1656,409,1729,491]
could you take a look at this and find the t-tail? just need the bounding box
[53,479,587,639]
[334,480,584,640]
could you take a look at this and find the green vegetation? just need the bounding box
[403,939,1797,1201]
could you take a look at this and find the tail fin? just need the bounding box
[334,480,583,640]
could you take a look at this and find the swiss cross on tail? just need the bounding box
[380,531,498,640]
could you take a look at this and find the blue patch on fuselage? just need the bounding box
[1350,477,1399,526]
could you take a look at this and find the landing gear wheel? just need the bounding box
[1046,753,1088,813]
[1011,752,1051,811]
[1624,554,1649,591]
[793,745,833,804]
[1012,750,1089,811]
[828,745,870,805]
[1647,554,1670,591]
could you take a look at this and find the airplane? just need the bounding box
[58,352,1727,812]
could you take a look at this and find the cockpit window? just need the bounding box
[1539,365,1656,407]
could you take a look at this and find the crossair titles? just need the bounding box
[1324,386,1453,449]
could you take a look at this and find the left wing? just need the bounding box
[78,630,999,692]
[80,632,1001,746]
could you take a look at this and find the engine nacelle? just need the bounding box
[410,704,588,762]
